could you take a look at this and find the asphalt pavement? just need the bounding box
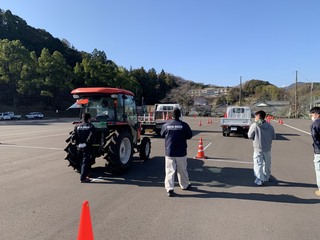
[0,116,319,240]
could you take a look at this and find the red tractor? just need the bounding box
[64,87,151,174]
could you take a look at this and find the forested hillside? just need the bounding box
[0,9,319,117]
[0,9,195,112]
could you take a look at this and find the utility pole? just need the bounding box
[239,76,242,106]
[295,70,298,118]
[310,82,313,109]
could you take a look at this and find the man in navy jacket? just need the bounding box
[310,107,320,196]
[161,108,193,197]
[72,113,96,183]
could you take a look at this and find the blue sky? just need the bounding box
[1,0,320,87]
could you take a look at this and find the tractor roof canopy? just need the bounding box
[71,87,134,97]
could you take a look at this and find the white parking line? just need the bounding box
[193,141,252,164]
[203,142,212,150]
[283,123,311,135]
[3,133,67,143]
[200,158,253,165]
[0,144,62,151]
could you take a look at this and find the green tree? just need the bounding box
[227,87,241,105]
[256,85,282,101]
[0,39,34,108]
[130,67,153,103]
[37,48,71,108]
[17,51,39,97]
[75,49,118,87]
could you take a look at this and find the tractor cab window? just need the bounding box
[87,96,115,121]
[124,95,137,123]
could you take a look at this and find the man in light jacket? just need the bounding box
[248,110,276,186]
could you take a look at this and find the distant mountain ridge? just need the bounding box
[283,82,308,90]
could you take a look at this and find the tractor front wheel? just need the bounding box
[139,137,151,160]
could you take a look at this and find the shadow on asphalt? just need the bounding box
[275,133,301,140]
[85,156,319,204]
[192,130,222,136]
[140,129,223,139]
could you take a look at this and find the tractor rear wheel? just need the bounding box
[64,142,81,172]
[64,130,96,173]
[104,130,133,174]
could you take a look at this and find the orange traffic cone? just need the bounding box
[199,120,202,126]
[278,119,283,124]
[195,138,207,159]
[78,201,94,240]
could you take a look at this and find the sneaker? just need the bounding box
[254,178,263,186]
[183,184,192,190]
[167,190,174,197]
[80,178,91,183]
[315,190,320,197]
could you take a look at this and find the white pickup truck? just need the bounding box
[220,106,252,138]
[139,103,181,135]
[4,112,22,120]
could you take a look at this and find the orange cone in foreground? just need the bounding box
[78,201,94,240]
[195,137,207,159]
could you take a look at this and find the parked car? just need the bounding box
[4,112,22,120]
[0,112,11,120]
[25,112,44,119]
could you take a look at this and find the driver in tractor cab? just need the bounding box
[96,99,115,120]
[72,113,96,183]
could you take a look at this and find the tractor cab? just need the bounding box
[71,87,137,122]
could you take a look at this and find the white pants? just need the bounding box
[253,151,271,182]
[313,154,320,189]
[164,156,190,191]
